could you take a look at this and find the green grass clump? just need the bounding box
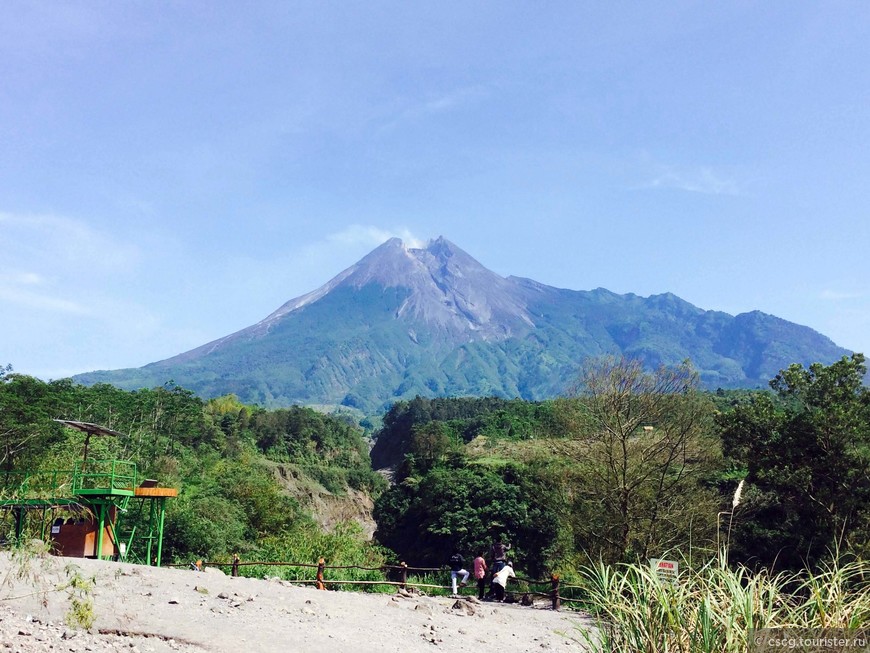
[62,564,96,630]
[579,554,870,652]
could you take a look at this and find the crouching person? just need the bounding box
[491,560,515,602]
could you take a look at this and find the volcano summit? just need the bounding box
[74,237,849,411]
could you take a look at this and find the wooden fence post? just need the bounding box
[316,557,326,590]
[399,561,408,589]
[550,573,560,611]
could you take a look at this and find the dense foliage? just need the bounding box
[718,354,870,570]
[0,372,383,564]
[2,352,867,583]
[370,395,565,469]
[374,461,568,576]
[371,397,572,574]
[373,360,725,573]
[373,355,869,576]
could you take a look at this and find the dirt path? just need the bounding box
[0,553,595,652]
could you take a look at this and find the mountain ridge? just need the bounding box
[74,237,850,411]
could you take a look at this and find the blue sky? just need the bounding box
[2,2,868,380]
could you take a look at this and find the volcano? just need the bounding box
[74,237,850,412]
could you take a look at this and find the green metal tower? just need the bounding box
[0,420,177,566]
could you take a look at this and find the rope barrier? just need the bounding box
[293,579,453,589]
[169,557,573,610]
[514,575,557,586]
[169,561,443,573]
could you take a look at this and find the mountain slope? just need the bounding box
[74,237,851,411]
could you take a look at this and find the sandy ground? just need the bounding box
[0,553,595,652]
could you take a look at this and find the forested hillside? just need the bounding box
[0,367,385,564]
[371,361,723,575]
[3,354,868,578]
[371,355,870,574]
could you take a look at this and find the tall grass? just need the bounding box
[579,554,870,652]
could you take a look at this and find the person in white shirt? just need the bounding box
[491,561,515,602]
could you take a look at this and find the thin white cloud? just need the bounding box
[325,225,425,249]
[0,285,89,314]
[819,289,864,301]
[643,166,740,196]
[214,225,428,312]
[420,86,488,115]
[0,272,43,286]
[6,293,171,380]
[0,211,143,317]
[0,211,141,270]
[375,86,489,134]
[0,259,89,316]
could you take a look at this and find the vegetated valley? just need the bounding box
[2,353,869,652]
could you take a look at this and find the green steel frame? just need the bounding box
[72,459,136,497]
[0,459,174,566]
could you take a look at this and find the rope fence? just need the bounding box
[166,557,584,610]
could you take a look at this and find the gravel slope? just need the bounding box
[0,553,594,652]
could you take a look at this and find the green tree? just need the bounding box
[408,421,457,473]
[560,357,721,564]
[0,373,65,471]
[373,464,564,575]
[719,354,870,569]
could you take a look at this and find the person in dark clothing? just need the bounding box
[449,550,470,595]
[490,537,511,573]
[486,536,512,599]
